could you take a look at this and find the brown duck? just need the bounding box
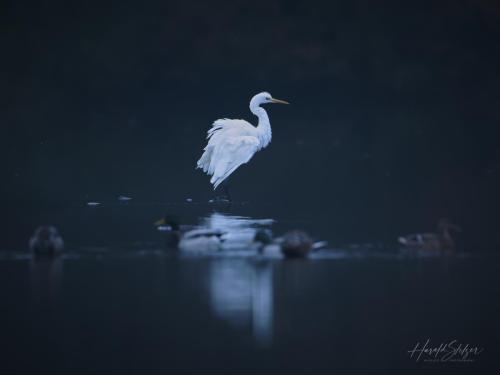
[398,218,461,252]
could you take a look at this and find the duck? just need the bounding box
[201,213,274,249]
[270,230,326,258]
[398,218,461,253]
[29,226,64,256]
[155,213,273,252]
[251,229,328,258]
[155,216,328,257]
[279,230,315,258]
[253,229,274,252]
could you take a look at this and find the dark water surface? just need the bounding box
[1,204,499,374]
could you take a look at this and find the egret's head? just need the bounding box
[250,92,290,108]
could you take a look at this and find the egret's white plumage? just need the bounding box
[197,92,288,189]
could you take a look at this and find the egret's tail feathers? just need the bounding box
[207,120,226,139]
[199,122,261,190]
[210,164,239,190]
[197,147,214,173]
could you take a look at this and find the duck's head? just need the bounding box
[154,216,183,249]
[154,216,181,231]
[253,229,273,246]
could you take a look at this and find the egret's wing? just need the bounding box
[207,119,255,142]
[210,135,260,189]
[197,119,259,181]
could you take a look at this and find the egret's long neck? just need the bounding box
[250,104,272,149]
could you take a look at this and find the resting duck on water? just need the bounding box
[154,215,269,252]
[29,226,64,256]
[255,230,327,258]
[154,216,326,257]
[398,218,461,252]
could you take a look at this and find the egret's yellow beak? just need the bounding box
[154,218,166,226]
[270,98,290,105]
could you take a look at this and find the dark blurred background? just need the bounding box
[1,0,499,250]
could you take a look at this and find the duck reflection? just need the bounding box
[30,256,64,303]
[29,226,64,303]
[209,260,274,346]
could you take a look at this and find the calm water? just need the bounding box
[0,202,499,374]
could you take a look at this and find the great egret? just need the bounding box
[196,92,289,200]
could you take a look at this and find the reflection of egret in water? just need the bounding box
[173,213,278,344]
[155,212,274,252]
[209,260,274,346]
[201,212,274,250]
[251,264,274,345]
[30,256,64,303]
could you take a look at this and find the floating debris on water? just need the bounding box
[312,241,328,250]
[118,195,132,201]
[208,197,231,204]
[87,202,101,206]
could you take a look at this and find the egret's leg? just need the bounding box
[222,181,232,202]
